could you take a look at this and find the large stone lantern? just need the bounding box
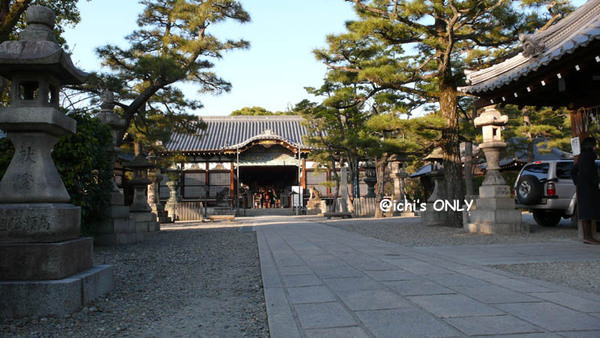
[467,105,527,234]
[0,6,113,319]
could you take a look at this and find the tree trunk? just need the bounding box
[374,154,388,218]
[464,106,477,198]
[523,107,534,162]
[439,83,464,227]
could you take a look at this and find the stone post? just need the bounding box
[363,160,377,198]
[420,148,446,226]
[125,155,160,232]
[148,169,172,223]
[94,92,141,245]
[0,6,113,319]
[165,171,180,221]
[392,158,413,216]
[467,105,527,234]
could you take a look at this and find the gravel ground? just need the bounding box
[1,224,268,338]
[319,213,579,247]
[491,261,600,295]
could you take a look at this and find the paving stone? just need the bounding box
[528,292,600,313]
[364,269,418,281]
[323,276,384,291]
[282,274,323,287]
[384,280,455,296]
[382,258,454,275]
[452,285,540,304]
[408,294,505,318]
[445,315,541,335]
[337,289,410,311]
[279,265,313,276]
[287,286,338,304]
[304,326,370,338]
[312,266,363,278]
[497,302,600,331]
[263,287,301,338]
[356,308,460,338]
[425,273,489,287]
[489,277,551,293]
[294,302,357,329]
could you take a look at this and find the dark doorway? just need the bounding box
[239,166,298,208]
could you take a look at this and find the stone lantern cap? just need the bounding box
[474,106,509,144]
[124,155,156,169]
[0,6,87,84]
[424,147,444,162]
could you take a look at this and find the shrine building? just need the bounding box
[162,115,368,208]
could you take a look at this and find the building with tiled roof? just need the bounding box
[461,0,600,109]
[162,115,355,208]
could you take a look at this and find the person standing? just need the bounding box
[571,137,600,244]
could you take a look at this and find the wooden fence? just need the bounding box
[175,201,204,221]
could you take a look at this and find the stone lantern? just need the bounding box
[0,6,113,319]
[467,105,527,234]
[392,156,412,216]
[165,167,181,221]
[363,160,377,198]
[148,167,172,223]
[420,148,446,226]
[124,155,160,232]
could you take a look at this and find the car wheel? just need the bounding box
[533,211,561,227]
[516,175,543,205]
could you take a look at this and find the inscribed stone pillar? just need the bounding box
[467,105,527,234]
[0,6,113,319]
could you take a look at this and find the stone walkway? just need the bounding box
[253,216,600,337]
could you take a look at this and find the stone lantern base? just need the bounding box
[94,191,144,246]
[467,185,529,234]
[0,204,114,319]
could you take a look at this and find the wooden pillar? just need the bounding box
[570,108,590,162]
[301,158,307,189]
[205,160,209,198]
[230,160,235,200]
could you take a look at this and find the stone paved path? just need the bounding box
[253,216,600,337]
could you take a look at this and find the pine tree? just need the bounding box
[319,0,571,226]
[85,0,250,146]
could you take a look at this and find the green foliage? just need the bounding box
[230,106,291,116]
[52,111,114,236]
[78,0,250,159]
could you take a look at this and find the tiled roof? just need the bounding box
[462,0,600,94]
[165,115,308,153]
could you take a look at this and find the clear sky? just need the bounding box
[63,0,357,116]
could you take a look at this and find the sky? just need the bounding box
[62,0,357,116]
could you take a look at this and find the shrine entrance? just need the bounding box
[239,165,298,208]
[236,143,302,209]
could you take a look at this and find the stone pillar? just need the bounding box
[125,156,160,232]
[165,174,180,221]
[363,160,376,198]
[467,106,527,234]
[392,158,414,216]
[94,92,140,245]
[148,169,172,223]
[0,6,113,319]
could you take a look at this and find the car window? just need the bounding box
[556,162,573,179]
[521,163,549,180]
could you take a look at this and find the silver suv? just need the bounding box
[514,160,581,227]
